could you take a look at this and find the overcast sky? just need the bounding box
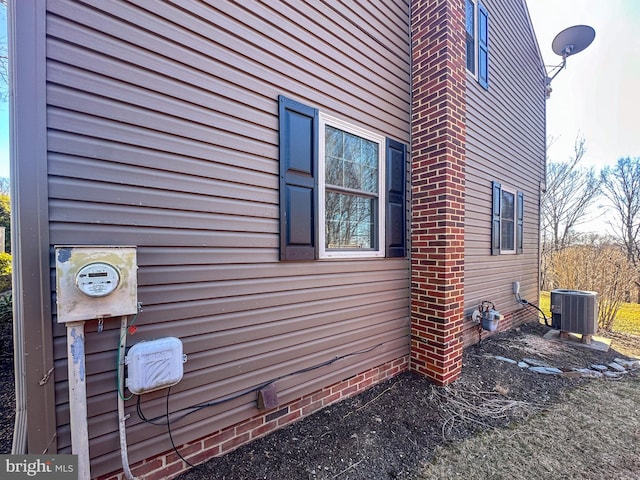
[527,0,640,233]
[528,0,640,168]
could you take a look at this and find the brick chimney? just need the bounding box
[410,0,466,385]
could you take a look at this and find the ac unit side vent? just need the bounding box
[550,289,598,335]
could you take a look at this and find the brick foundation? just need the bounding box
[97,356,409,480]
[410,0,467,385]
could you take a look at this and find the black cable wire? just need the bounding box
[166,386,197,469]
[516,293,551,326]
[136,341,386,427]
[122,306,385,471]
[137,395,169,426]
[135,340,388,471]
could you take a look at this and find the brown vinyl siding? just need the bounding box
[43,0,410,476]
[464,0,545,316]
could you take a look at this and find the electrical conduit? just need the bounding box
[118,315,137,480]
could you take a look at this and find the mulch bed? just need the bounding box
[174,322,636,480]
[2,321,637,479]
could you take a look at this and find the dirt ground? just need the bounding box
[423,377,640,479]
[174,323,640,480]
[1,321,639,479]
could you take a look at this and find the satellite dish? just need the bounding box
[551,25,596,58]
[546,24,595,98]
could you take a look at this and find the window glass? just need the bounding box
[320,115,385,258]
[325,192,374,249]
[465,0,475,73]
[325,127,378,194]
[501,190,515,252]
[278,95,407,261]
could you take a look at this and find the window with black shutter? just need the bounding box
[491,180,524,255]
[466,0,489,90]
[279,95,407,260]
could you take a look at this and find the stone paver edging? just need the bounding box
[488,355,640,379]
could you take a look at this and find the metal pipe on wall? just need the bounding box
[118,315,137,480]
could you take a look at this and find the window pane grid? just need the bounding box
[325,126,378,195]
[325,192,375,249]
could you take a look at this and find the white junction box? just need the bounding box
[55,245,138,323]
[126,337,186,395]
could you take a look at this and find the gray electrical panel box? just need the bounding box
[55,246,138,323]
[126,337,185,395]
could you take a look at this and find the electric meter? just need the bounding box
[55,246,138,323]
[75,262,120,297]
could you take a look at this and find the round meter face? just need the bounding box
[75,262,120,297]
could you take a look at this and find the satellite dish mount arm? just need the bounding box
[545,52,569,85]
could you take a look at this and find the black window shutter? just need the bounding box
[491,180,501,255]
[478,2,489,89]
[279,96,318,261]
[517,191,524,254]
[386,139,407,258]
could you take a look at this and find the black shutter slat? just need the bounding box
[491,180,501,255]
[279,96,318,260]
[386,139,407,258]
[517,191,524,254]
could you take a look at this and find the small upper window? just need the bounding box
[319,114,385,259]
[466,0,489,89]
[492,181,523,255]
[500,189,515,253]
[465,0,476,74]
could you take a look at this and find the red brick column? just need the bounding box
[410,0,466,385]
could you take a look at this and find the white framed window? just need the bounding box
[279,95,406,261]
[491,181,523,255]
[318,113,385,259]
[465,0,477,75]
[500,187,516,254]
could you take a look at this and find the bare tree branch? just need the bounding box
[540,136,603,290]
[541,135,601,252]
[601,157,640,269]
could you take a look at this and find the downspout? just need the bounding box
[8,0,26,455]
[10,0,57,455]
[11,288,27,454]
[118,315,137,480]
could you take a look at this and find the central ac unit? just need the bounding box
[550,289,598,335]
